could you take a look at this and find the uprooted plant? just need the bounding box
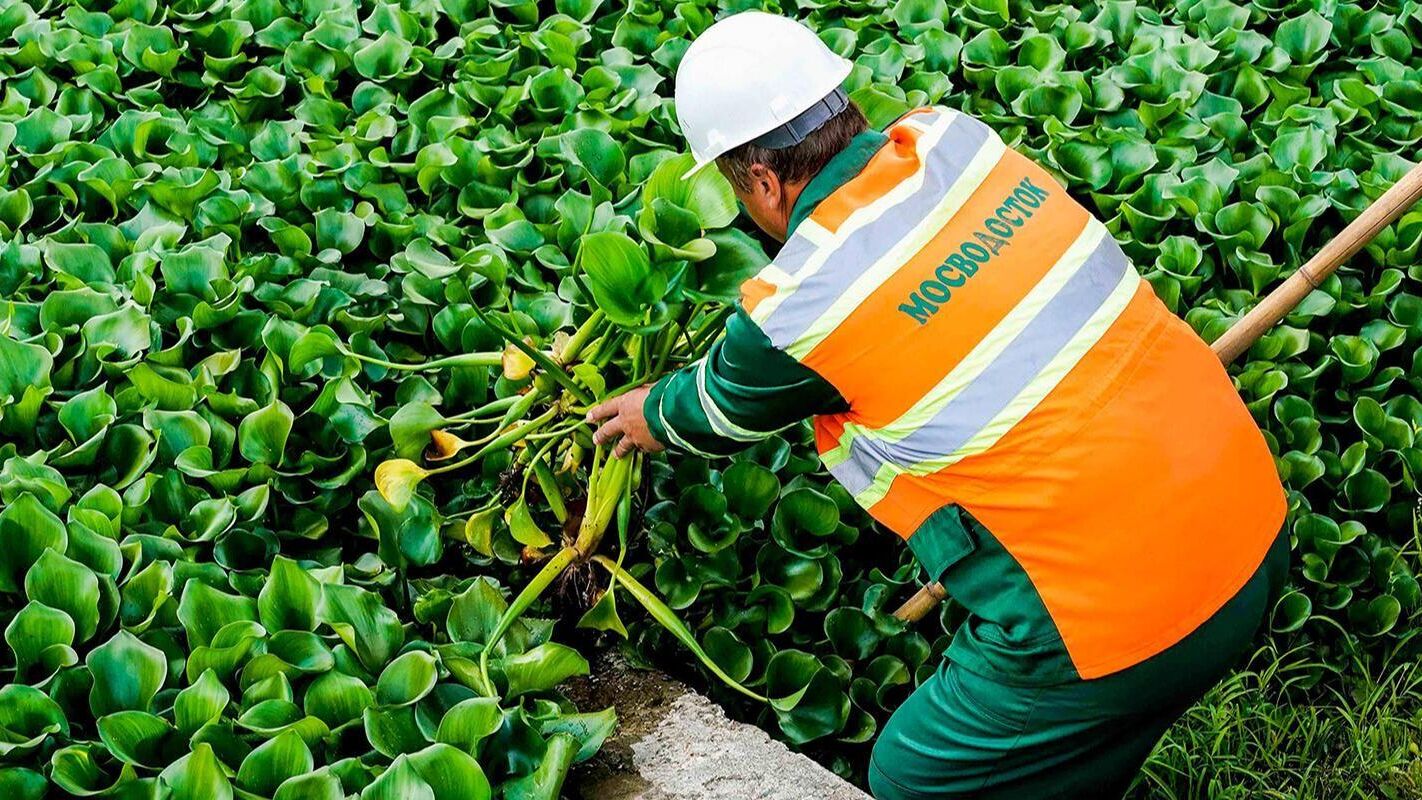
[372,154,770,702]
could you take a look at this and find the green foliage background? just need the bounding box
[1,0,1421,796]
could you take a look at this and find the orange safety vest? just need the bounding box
[741,107,1286,679]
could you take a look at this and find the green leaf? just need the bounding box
[0,332,52,408]
[259,556,323,632]
[433,697,503,751]
[377,651,439,707]
[159,743,234,800]
[97,711,176,768]
[641,154,737,229]
[690,229,769,301]
[303,669,374,728]
[501,732,578,800]
[553,128,626,189]
[765,650,850,744]
[237,730,314,797]
[323,583,405,673]
[0,684,68,756]
[361,755,433,800]
[273,769,345,800]
[446,577,508,646]
[408,743,492,800]
[0,767,47,800]
[1272,590,1312,633]
[364,706,430,760]
[702,627,753,683]
[87,630,167,716]
[49,742,126,795]
[175,670,230,736]
[505,497,554,549]
[539,708,618,763]
[722,461,781,519]
[576,586,628,638]
[389,402,448,460]
[576,232,666,328]
[1349,594,1402,637]
[0,492,68,593]
[178,580,259,648]
[354,32,414,81]
[239,399,295,465]
[25,549,99,642]
[498,643,589,698]
[5,601,76,677]
[593,556,764,701]
[1275,11,1333,64]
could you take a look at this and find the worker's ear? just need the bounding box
[746,163,783,204]
[731,163,791,241]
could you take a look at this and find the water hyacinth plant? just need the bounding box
[0,0,1420,796]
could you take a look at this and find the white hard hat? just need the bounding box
[674,12,854,179]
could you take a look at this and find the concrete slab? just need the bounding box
[567,653,871,800]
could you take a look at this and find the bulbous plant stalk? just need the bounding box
[558,309,607,365]
[446,394,525,422]
[349,350,503,371]
[572,450,635,560]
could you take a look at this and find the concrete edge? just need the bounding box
[566,652,872,800]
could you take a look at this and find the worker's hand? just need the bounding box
[586,386,665,458]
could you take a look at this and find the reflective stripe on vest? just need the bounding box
[741,107,1287,679]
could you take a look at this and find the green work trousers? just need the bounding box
[868,528,1289,800]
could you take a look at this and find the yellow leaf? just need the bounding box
[426,429,472,461]
[374,459,429,512]
[502,340,535,380]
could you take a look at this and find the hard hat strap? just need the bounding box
[750,88,849,150]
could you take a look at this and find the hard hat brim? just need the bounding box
[680,157,716,181]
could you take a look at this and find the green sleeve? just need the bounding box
[642,306,848,457]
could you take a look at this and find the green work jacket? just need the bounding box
[644,130,1088,685]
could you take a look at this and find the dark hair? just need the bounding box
[716,101,869,191]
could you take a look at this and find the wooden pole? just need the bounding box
[892,161,1422,625]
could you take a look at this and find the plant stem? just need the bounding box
[684,306,734,358]
[498,389,546,428]
[561,309,607,364]
[573,449,634,559]
[651,303,699,378]
[532,457,568,524]
[428,407,559,476]
[590,330,629,369]
[349,351,502,371]
[447,394,523,422]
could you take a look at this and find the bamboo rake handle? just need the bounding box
[1212,161,1422,362]
[892,160,1422,625]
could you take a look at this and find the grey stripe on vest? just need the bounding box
[773,232,818,277]
[759,114,993,350]
[829,237,1129,495]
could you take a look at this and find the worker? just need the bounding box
[587,11,1289,800]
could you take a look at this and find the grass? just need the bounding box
[1131,640,1422,800]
